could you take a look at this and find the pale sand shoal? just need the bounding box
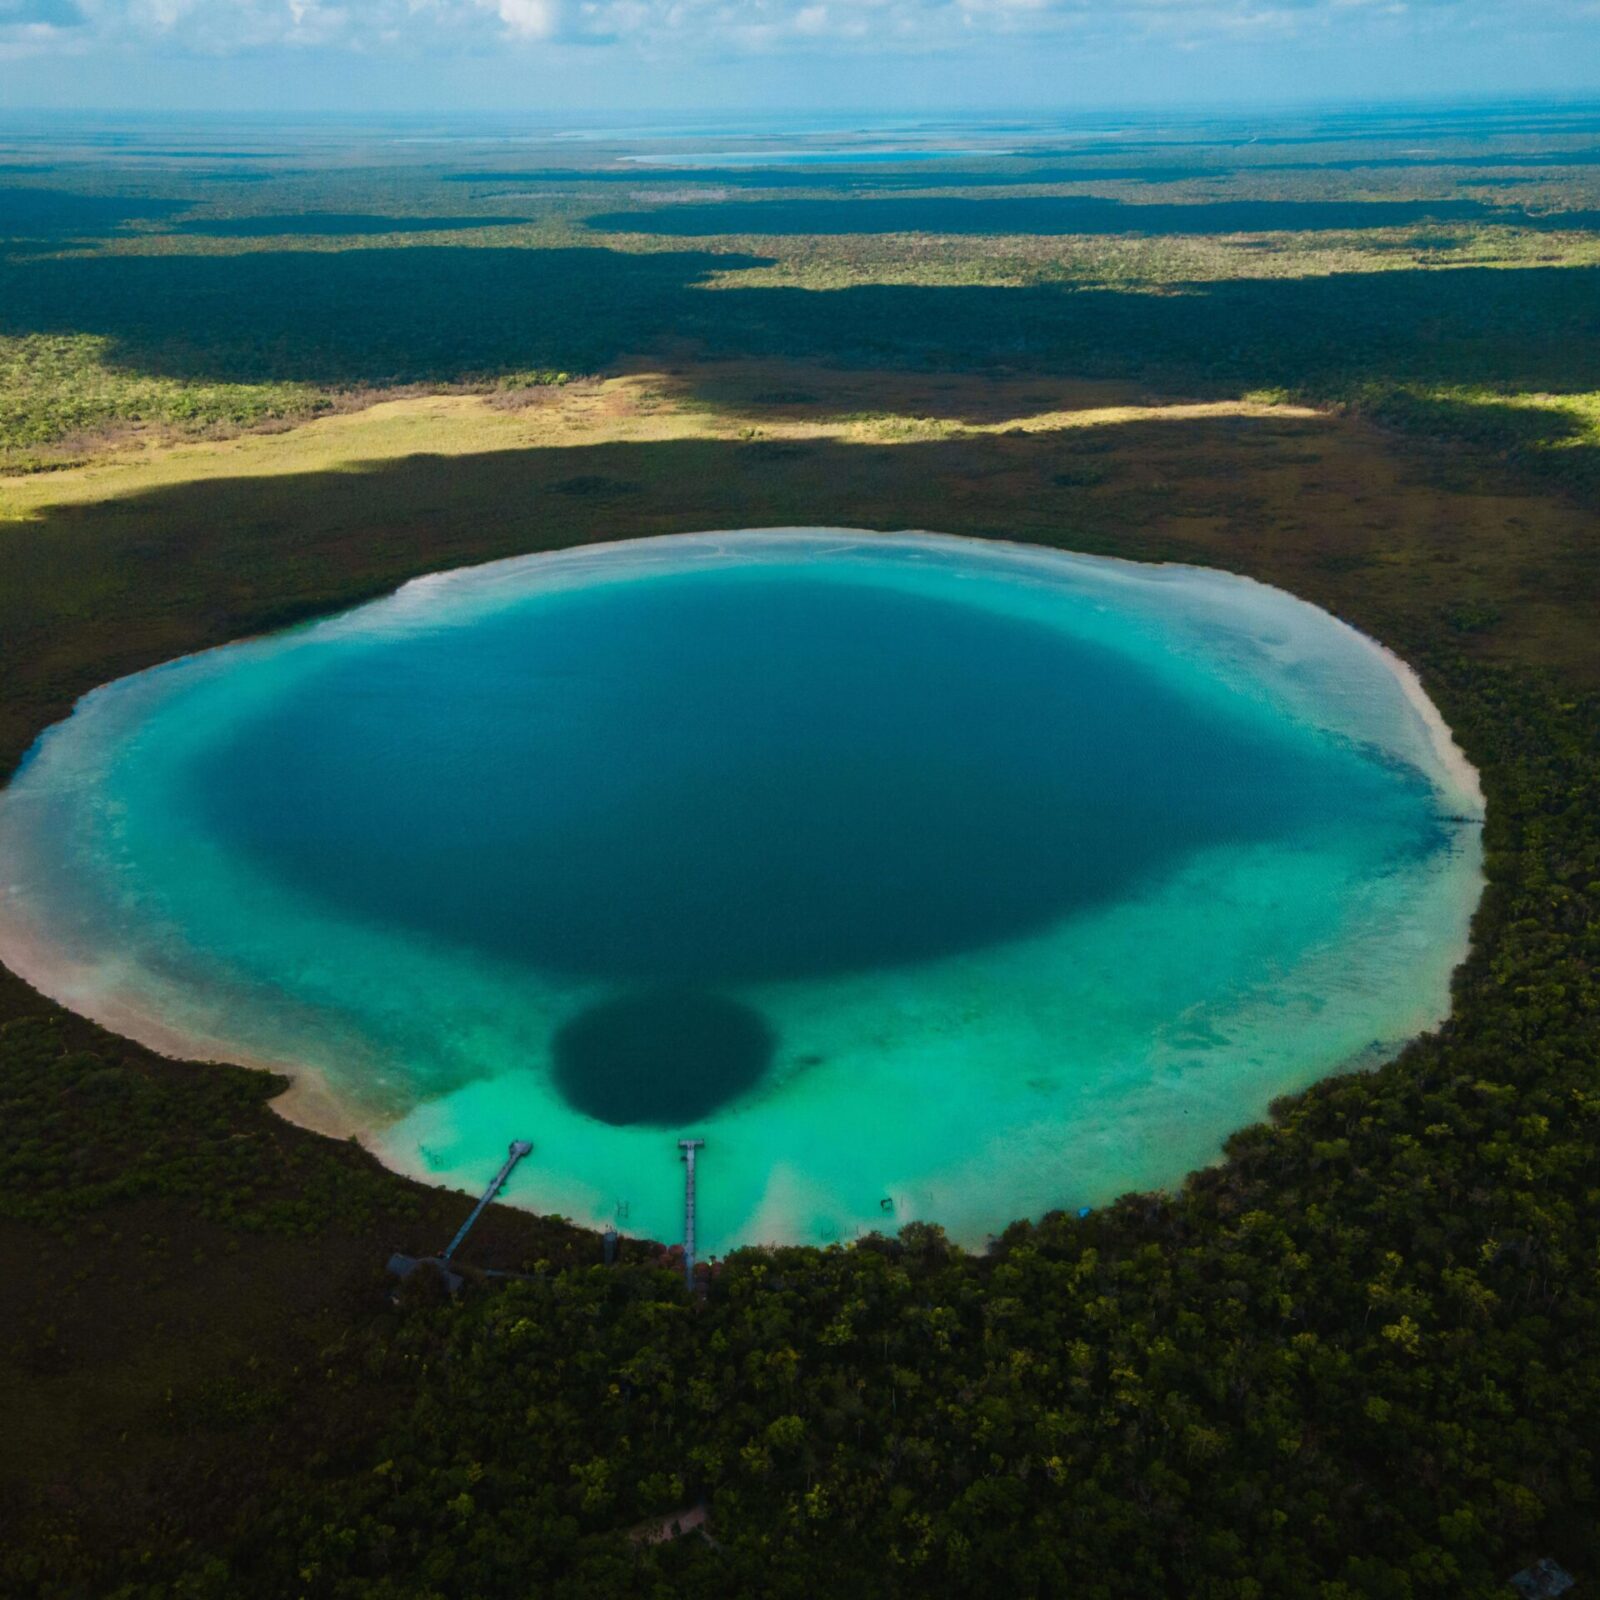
[0,898,375,1145]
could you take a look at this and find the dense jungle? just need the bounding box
[2,105,1599,1598]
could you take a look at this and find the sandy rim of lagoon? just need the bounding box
[0,894,377,1146]
[1366,635,1485,816]
[0,525,1486,1169]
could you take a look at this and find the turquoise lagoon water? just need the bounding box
[0,530,1483,1253]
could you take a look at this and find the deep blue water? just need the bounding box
[196,572,1397,989]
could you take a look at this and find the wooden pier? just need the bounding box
[442,1139,533,1263]
[387,1138,533,1294]
[678,1138,704,1287]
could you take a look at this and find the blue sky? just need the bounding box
[2,0,1598,114]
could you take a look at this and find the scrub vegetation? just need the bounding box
[2,106,1600,1596]
[4,112,1600,502]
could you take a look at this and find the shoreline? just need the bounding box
[1367,635,1487,817]
[0,525,1491,1230]
[0,896,375,1146]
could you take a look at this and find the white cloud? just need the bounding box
[483,0,557,35]
[3,0,1598,60]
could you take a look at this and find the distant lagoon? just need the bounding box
[0,530,1483,1253]
[618,149,1015,167]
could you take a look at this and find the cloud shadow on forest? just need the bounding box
[4,241,1598,402]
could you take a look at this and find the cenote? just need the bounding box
[0,529,1484,1253]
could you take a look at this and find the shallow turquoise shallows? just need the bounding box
[0,530,1483,1252]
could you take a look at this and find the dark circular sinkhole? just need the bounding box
[551,991,776,1126]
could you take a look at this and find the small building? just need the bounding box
[385,1253,465,1296]
[1510,1558,1575,1599]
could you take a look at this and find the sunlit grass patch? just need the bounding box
[0,332,327,464]
[1356,382,1600,500]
